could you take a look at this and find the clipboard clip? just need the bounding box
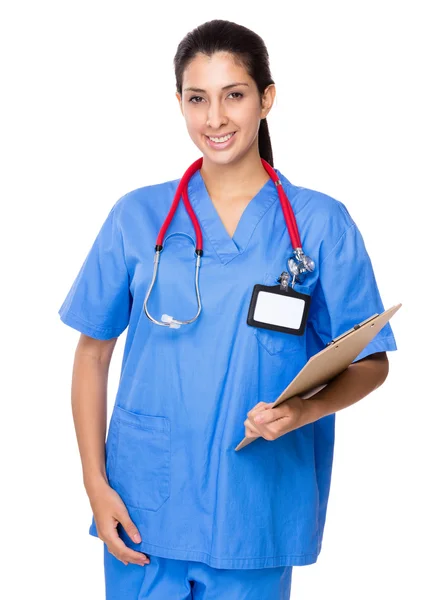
[325,313,379,346]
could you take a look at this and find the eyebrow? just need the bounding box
[183,82,250,93]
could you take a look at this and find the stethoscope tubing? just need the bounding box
[144,157,306,328]
[155,156,302,253]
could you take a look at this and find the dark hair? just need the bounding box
[174,19,275,167]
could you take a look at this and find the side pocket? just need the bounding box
[253,272,311,356]
[108,405,171,512]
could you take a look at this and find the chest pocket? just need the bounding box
[253,272,311,356]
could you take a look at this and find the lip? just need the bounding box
[205,131,237,150]
[205,131,236,138]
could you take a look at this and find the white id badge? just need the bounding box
[246,282,311,336]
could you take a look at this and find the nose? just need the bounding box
[206,101,228,129]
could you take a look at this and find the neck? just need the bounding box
[199,149,270,202]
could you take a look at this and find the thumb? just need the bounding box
[254,403,275,423]
[119,512,142,544]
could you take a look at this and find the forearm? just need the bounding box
[71,351,110,494]
[301,353,389,424]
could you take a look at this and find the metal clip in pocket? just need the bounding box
[277,271,291,292]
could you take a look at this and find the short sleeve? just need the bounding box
[58,201,132,340]
[307,222,397,363]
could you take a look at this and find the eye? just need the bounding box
[188,92,244,104]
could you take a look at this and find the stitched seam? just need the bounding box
[321,222,355,265]
[113,198,131,278]
[234,196,311,263]
[110,425,170,512]
[61,309,123,335]
[114,418,168,434]
[237,194,279,255]
[129,537,320,560]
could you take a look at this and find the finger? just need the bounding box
[115,509,150,562]
[254,405,288,425]
[101,514,149,564]
[247,401,271,418]
[119,514,142,545]
[107,535,150,566]
[244,418,261,437]
[244,419,260,435]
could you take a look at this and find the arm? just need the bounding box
[71,333,150,566]
[246,352,390,438]
[72,333,117,495]
[301,351,389,424]
[247,215,397,437]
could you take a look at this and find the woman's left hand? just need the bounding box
[244,396,309,441]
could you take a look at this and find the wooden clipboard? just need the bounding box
[235,303,402,451]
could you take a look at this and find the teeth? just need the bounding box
[209,132,234,143]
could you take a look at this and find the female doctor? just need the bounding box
[58,19,397,600]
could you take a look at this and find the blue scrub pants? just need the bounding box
[104,546,293,600]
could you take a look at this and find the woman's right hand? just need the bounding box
[87,479,150,567]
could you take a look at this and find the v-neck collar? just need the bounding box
[188,168,280,264]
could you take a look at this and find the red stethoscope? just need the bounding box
[143,157,315,329]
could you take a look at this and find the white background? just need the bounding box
[1,1,429,598]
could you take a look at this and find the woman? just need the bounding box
[58,19,397,600]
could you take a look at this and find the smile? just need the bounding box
[205,131,237,150]
[207,132,235,143]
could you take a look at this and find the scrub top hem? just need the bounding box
[88,524,321,569]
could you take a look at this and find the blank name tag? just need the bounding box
[247,283,311,336]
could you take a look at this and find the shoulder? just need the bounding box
[109,176,181,224]
[279,172,357,247]
[278,171,363,265]
[281,175,353,227]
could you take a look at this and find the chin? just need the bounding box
[203,153,238,166]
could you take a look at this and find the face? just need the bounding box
[176,52,275,166]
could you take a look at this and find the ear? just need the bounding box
[260,84,276,119]
[176,92,184,117]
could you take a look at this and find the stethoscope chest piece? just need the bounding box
[286,248,315,287]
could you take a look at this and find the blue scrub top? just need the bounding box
[58,167,397,569]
